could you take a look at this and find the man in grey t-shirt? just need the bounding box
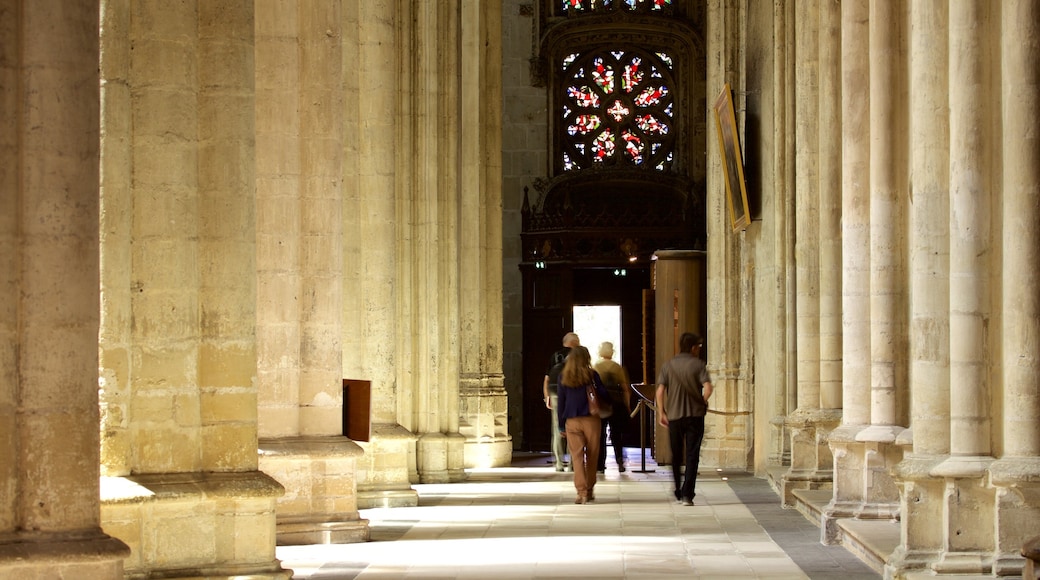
[655,332,713,505]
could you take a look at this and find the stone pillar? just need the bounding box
[762,0,796,472]
[457,0,512,470]
[836,0,872,434]
[342,0,418,509]
[990,1,1040,575]
[404,1,466,485]
[97,2,288,577]
[0,2,130,577]
[254,1,369,544]
[855,0,908,521]
[886,0,952,572]
[782,0,841,506]
[824,0,871,540]
[703,0,750,474]
[928,2,997,574]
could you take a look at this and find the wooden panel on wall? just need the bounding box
[343,379,371,442]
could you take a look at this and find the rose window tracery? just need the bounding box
[560,49,675,171]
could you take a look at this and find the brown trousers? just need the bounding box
[565,414,602,498]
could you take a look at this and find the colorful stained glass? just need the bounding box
[607,101,630,122]
[621,57,643,92]
[563,0,672,13]
[567,85,601,108]
[568,115,602,135]
[635,114,668,134]
[559,49,674,171]
[591,58,615,94]
[622,130,643,162]
[633,85,667,107]
[591,130,615,160]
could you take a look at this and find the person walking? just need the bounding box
[594,341,632,472]
[655,332,713,506]
[543,332,579,471]
[557,346,611,504]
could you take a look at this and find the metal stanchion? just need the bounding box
[629,383,656,473]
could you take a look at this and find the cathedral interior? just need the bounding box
[2,1,1038,578]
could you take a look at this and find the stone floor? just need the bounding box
[276,450,881,579]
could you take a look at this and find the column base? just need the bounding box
[464,435,513,469]
[356,424,419,509]
[0,531,130,580]
[258,436,370,546]
[101,471,289,579]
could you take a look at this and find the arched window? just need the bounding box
[538,0,700,180]
[521,0,705,265]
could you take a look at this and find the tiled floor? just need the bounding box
[277,451,880,579]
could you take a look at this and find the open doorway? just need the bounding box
[573,305,621,362]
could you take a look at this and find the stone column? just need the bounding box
[703,0,749,475]
[0,2,130,577]
[343,0,417,507]
[763,0,796,471]
[255,1,369,544]
[990,0,1040,575]
[404,0,465,484]
[886,0,950,570]
[823,0,875,540]
[97,2,288,577]
[782,0,841,505]
[928,2,997,574]
[856,0,908,521]
[457,0,512,470]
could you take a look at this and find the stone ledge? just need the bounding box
[101,471,284,504]
[836,518,900,575]
[0,532,130,564]
[788,479,900,576]
[791,488,832,529]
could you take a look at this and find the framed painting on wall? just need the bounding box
[713,84,751,232]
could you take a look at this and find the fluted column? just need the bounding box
[0,1,129,576]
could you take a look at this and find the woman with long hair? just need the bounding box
[557,345,612,504]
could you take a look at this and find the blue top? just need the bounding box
[557,371,610,432]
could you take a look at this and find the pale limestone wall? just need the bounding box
[0,1,130,578]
